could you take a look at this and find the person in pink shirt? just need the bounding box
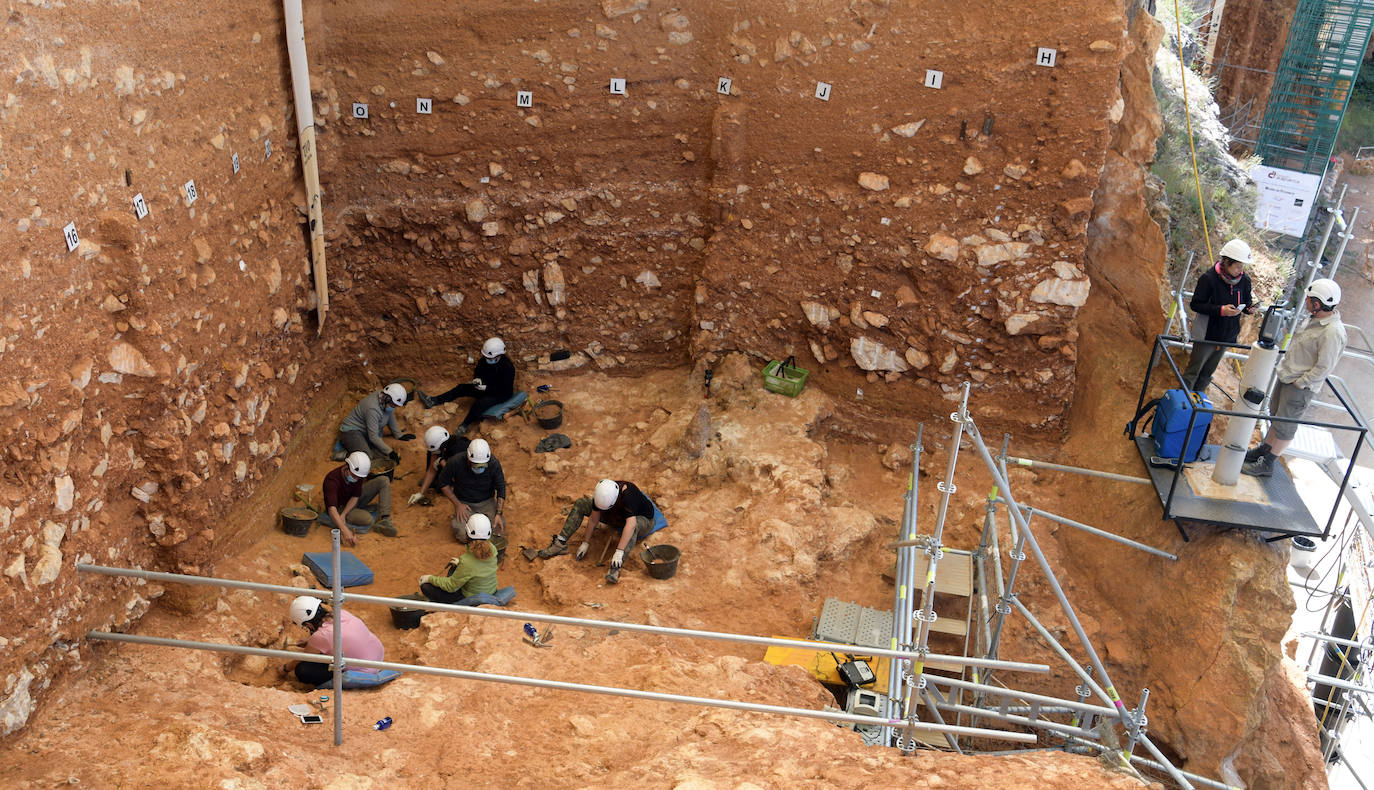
[282,595,385,687]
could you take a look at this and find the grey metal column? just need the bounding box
[330,529,343,746]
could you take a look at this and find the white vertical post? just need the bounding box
[331,529,344,746]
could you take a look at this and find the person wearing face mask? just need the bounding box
[336,383,414,463]
[318,452,396,544]
[1183,239,1257,394]
[416,337,516,436]
[435,438,507,543]
[1242,278,1348,478]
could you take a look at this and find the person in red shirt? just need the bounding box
[319,452,396,544]
[281,595,385,687]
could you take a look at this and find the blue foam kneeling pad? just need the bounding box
[302,551,374,588]
[482,391,528,419]
[317,668,401,690]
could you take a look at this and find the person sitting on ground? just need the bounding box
[435,438,506,542]
[408,425,471,506]
[1183,238,1258,393]
[537,478,656,584]
[1242,278,1348,477]
[337,383,414,462]
[320,451,396,543]
[416,337,516,436]
[282,595,385,687]
[418,514,499,604]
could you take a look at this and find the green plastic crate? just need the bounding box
[762,357,809,397]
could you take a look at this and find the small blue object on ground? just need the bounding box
[374,716,393,730]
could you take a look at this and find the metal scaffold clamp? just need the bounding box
[915,608,939,624]
[1008,548,1026,562]
[936,481,957,494]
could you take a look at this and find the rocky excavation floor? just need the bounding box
[0,351,1324,788]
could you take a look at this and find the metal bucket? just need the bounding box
[390,593,429,630]
[533,399,564,429]
[370,457,396,480]
[641,544,680,580]
[280,507,315,537]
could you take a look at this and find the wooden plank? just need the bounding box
[914,548,974,597]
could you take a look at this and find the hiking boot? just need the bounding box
[605,566,621,585]
[536,536,568,559]
[1244,443,1272,464]
[417,390,436,409]
[373,517,399,537]
[1241,453,1276,478]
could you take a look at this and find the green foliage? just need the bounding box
[1151,69,1290,303]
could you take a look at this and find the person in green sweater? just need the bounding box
[418,514,499,604]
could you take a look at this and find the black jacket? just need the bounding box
[1190,265,1253,343]
[472,357,516,401]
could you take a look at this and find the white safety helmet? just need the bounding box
[593,479,620,510]
[467,438,491,464]
[424,425,450,453]
[289,595,323,627]
[1306,278,1342,309]
[481,337,506,359]
[1217,238,1252,265]
[382,383,407,407]
[466,513,492,541]
[345,451,371,478]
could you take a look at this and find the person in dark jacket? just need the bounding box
[416,337,516,435]
[1183,238,1257,393]
[435,438,507,542]
[536,479,664,584]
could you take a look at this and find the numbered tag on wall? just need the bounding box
[924,70,944,89]
[232,153,240,174]
[265,138,272,159]
[814,81,832,101]
[62,222,79,252]
[609,78,626,96]
[516,90,533,108]
[1036,47,1058,68]
[133,193,149,220]
[416,97,432,114]
[717,76,733,95]
[352,102,369,119]
[184,179,198,205]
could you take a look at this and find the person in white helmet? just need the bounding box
[1183,238,1258,394]
[416,337,516,435]
[536,479,658,584]
[317,451,396,543]
[408,425,471,507]
[417,514,500,604]
[336,384,415,462]
[435,438,507,542]
[281,595,385,687]
[1243,278,1348,477]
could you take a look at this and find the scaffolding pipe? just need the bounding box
[887,428,923,745]
[1307,673,1374,696]
[922,674,1119,719]
[993,499,1179,561]
[1011,598,1114,713]
[1061,735,1238,790]
[329,529,344,746]
[1123,687,1149,759]
[75,565,1049,673]
[912,385,972,680]
[1301,631,1372,649]
[85,631,1038,741]
[1328,206,1359,280]
[918,686,964,753]
[962,420,1131,721]
[1004,456,1153,486]
[985,530,1028,666]
[927,700,1101,741]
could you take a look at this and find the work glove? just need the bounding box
[398,433,416,441]
[575,541,590,561]
[610,549,625,571]
[407,492,426,506]
[475,382,488,392]
[418,575,430,586]
[388,450,401,463]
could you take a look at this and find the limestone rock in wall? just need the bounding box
[1030,276,1090,307]
[924,233,960,261]
[601,0,646,19]
[0,669,35,736]
[850,336,909,372]
[800,301,838,330]
[108,342,156,377]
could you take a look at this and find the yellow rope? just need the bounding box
[1173,0,1216,265]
